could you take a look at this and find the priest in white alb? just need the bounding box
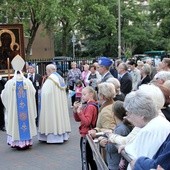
[1,55,37,149]
[38,64,71,143]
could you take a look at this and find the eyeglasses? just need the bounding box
[156,77,160,80]
[125,111,135,118]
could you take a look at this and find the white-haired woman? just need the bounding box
[106,77,125,101]
[138,84,165,116]
[89,82,116,138]
[108,84,166,146]
[123,90,170,170]
[153,71,170,85]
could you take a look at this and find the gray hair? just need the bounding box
[142,63,151,75]
[119,63,128,71]
[154,71,170,82]
[139,84,165,110]
[124,90,158,122]
[106,77,121,94]
[98,82,116,100]
[71,62,77,66]
[46,64,56,72]
[137,61,144,66]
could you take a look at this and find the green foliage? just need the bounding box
[77,0,116,57]
[0,0,170,58]
[149,0,170,51]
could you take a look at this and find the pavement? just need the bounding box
[0,99,81,170]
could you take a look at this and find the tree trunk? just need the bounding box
[25,22,40,59]
[62,29,67,56]
[62,20,71,56]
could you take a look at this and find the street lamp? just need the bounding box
[71,34,76,59]
[118,0,121,59]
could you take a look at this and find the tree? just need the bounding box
[120,0,154,56]
[149,0,170,51]
[0,0,60,59]
[1,0,170,59]
[77,0,117,57]
[52,0,80,56]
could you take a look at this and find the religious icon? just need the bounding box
[0,24,25,71]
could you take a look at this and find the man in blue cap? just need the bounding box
[97,56,113,82]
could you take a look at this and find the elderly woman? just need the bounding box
[88,82,116,138]
[123,90,170,170]
[108,84,165,146]
[153,71,170,85]
[133,133,170,170]
[106,77,125,101]
[138,63,151,87]
[67,62,82,107]
[132,86,170,170]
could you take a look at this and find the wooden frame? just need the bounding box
[0,24,25,75]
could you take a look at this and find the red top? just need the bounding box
[73,101,98,137]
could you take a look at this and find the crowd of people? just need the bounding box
[0,54,170,170]
[69,56,170,170]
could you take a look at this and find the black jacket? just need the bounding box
[119,72,132,96]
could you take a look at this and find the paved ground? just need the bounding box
[0,99,81,170]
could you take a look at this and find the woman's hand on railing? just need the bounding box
[88,129,97,138]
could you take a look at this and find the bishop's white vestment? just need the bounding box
[38,72,71,143]
[1,75,37,148]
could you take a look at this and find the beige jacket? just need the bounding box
[94,102,116,132]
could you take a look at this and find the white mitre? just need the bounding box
[11,55,25,71]
[11,55,25,79]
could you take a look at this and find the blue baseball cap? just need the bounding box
[98,56,113,67]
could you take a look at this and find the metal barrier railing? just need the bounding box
[86,134,109,170]
[86,134,132,170]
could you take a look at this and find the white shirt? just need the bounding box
[125,115,170,169]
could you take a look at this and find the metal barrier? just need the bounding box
[118,147,132,163]
[86,134,109,170]
[86,134,132,170]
